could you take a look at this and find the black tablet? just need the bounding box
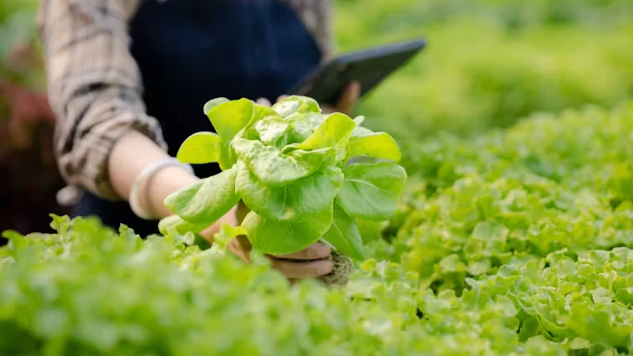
[289,39,426,106]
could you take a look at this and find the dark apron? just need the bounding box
[72,0,322,237]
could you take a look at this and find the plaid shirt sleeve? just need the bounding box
[288,0,335,59]
[37,0,333,204]
[37,0,167,202]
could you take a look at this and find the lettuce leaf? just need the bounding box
[241,206,333,255]
[236,164,343,221]
[164,167,239,226]
[336,162,407,221]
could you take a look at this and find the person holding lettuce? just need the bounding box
[37,0,360,279]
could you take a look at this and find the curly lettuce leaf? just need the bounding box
[272,95,321,118]
[336,162,407,221]
[253,117,291,148]
[322,204,365,261]
[294,113,357,151]
[236,164,343,221]
[176,132,222,164]
[205,99,253,169]
[233,139,335,186]
[206,99,253,140]
[283,113,314,144]
[158,215,207,236]
[236,104,282,141]
[212,224,248,251]
[164,167,239,226]
[241,206,333,255]
[203,97,229,115]
[347,131,401,162]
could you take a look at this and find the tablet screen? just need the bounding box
[290,39,426,106]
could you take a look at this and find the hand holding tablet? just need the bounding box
[288,39,427,108]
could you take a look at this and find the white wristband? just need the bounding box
[129,158,194,220]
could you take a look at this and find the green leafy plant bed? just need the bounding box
[159,96,407,285]
[3,101,633,355]
[0,215,572,356]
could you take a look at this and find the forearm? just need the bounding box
[108,130,199,219]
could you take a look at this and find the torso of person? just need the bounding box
[72,0,322,237]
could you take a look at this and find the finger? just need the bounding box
[348,81,361,101]
[256,97,271,107]
[320,104,336,114]
[270,258,333,279]
[277,95,289,102]
[227,235,252,264]
[273,242,331,260]
[337,81,361,115]
[344,81,361,112]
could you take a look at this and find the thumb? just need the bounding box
[256,97,272,107]
[337,81,361,115]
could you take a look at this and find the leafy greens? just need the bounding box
[161,96,407,261]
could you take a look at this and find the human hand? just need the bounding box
[199,202,333,280]
[320,81,361,115]
[229,235,333,280]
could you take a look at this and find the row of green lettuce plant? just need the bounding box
[335,0,633,149]
[2,100,633,355]
[0,214,574,355]
[2,213,630,354]
[374,100,633,291]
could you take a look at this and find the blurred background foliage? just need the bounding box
[335,0,633,144]
[0,0,67,237]
[1,0,632,234]
[0,0,42,86]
